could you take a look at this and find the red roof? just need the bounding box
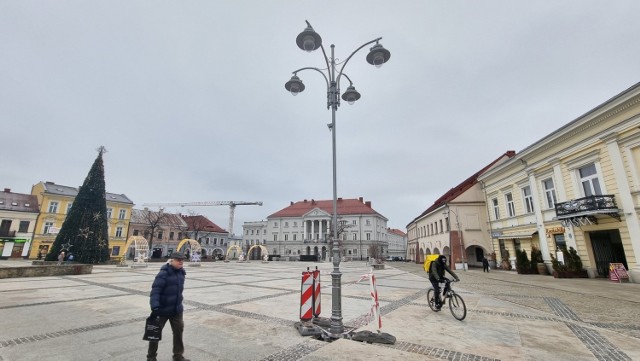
[388,228,407,237]
[269,198,384,219]
[410,150,516,225]
[181,215,227,233]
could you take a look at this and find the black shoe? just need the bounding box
[173,357,191,361]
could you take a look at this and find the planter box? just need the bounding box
[0,264,93,279]
[552,270,589,278]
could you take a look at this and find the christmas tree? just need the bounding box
[46,147,110,264]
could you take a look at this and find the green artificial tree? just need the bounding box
[46,147,110,264]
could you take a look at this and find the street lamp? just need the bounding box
[285,20,390,338]
[443,207,466,271]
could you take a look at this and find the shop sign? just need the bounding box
[609,263,630,283]
[545,227,565,237]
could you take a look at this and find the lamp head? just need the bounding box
[284,75,305,96]
[366,43,391,67]
[341,85,361,105]
[296,22,322,52]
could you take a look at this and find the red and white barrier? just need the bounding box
[312,268,321,317]
[356,269,382,331]
[300,270,314,322]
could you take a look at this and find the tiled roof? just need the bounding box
[181,215,228,233]
[0,190,39,213]
[268,197,385,219]
[388,228,407,237]
[41,181,133,204]
[130,209,187,227]
[409,150,516,225]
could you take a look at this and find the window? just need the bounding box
[579,163,602,196]
[554,234,567,252]
[66,204,72,214]
[505,193,515,217]
[169,231,174,240]
[366,233,371,240]
[118,209,126,220]
[352,233,357,240]
[284,233,289,241]
[352,220,357,225]
[522,186,534,213]
[542,178,557,208]
[111,246,120,256]
[513,239,521,252]
[274,222,278,227]
[44,222,54,234]
[439,220,443,233]
[115,226,123,238]
[106,208,113,219]
[293,234,297,241]
[445,217,450,231]
[157,231,163,239]
[366,219,371,226]
[133,229,139,236]
[18,221,29,233]
[284,222,289,228]
[273,233,278,241]
[48,201,59,213]
[293,222,297,227]
[492,198,500,219]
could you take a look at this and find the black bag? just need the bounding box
[143,314,162,341]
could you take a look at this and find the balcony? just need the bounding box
[555,195,620,222]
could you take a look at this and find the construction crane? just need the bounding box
[141,201,263,236]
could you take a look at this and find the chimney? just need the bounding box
[3,188,10,193]
[337,197,342,201]
[290,201,294,205]
[365,201,372,208]
[144,207,149,211]
[358,197,364,203]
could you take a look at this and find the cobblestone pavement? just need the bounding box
[0,259,638,361]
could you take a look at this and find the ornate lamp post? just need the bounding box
[285,20,390,338]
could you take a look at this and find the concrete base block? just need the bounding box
[295,321,323,337]
[350,330,396,344]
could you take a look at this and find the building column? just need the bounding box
[606,135,640,282]
[528,171,552,270]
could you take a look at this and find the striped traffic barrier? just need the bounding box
[299,269,314,322]
[312,267,321,317]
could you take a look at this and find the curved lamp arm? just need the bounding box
[336,37,382,88]
[292,67,330,89]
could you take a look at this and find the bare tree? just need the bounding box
[368,241,384,262]
[328,218,353,255]
[141,208,169,256]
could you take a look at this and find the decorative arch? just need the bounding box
[246,245,268,261]
[176,239,203,262]
[122,236,150,265]
[225,244,244,260]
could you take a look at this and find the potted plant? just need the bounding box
[515,249,532,274]
[500,249,512,270]
[530,246,548,275]
[551,247,588,278]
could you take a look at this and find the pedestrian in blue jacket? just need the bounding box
[147,252,190,361]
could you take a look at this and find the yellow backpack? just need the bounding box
[423,254,440,273]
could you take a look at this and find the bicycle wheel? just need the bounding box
[427,289,440,312]
[448,293,467,321]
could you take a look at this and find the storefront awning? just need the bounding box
[495,231,538,240]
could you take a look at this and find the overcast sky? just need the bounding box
[3,1,640,235]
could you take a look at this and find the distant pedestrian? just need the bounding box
[57,251,65,265]
[147,252,190,361]
[482,257,490,272]
[67,253,74,262]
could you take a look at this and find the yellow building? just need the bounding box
[30,181,134,259]
[479,83,640,282]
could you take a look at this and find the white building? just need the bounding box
[249,197,389,261]
[386,228,407,259]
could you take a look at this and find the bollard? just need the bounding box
[300,268,314,322]
[369,273,381,330]
[312,267,321,317]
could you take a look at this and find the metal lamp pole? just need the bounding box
[285,20,390,338]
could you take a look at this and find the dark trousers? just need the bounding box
[483,264,489,272]
[147,313,184,359]
[429,278,442,305]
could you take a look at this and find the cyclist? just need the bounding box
[428,255,460,309]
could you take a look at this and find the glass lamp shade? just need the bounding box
[341,86,361,104]
[296,25,322,52]
[366,43,391,67]
[285,75,305,96]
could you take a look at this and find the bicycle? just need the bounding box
[427,278,467,321]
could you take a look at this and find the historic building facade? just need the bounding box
[478,83,640,282]
[260,197,390,261]
[181,214,229,258]
[0,188,39,259]
[407,151,515,269]
[127,208,187,259]
[30,181,134,259]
